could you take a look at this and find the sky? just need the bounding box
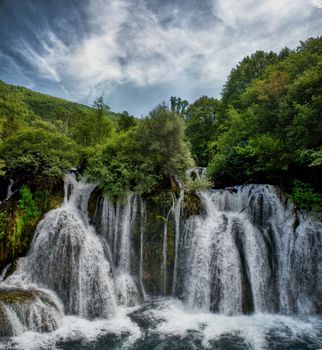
[0,0,321,116]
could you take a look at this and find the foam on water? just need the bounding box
[142,298,322,350]
[0,297,321,349]
[0,307,141,350]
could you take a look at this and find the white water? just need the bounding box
[171,181,185,295]
[162,202,174,295]
[147,298,322,350]
[5,179,14,201]
[0,287,64,337]
[0,173,321,346]
[3,174,117,323]
[139,197,146,298]
[99,194,143,306]
[179,185,322,315]
[0,178,15,204]
[0,306,141,350]
[0,264,11,283]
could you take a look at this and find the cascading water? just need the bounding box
[5,179,14,201]
[171,182,185,295]
[0,172,321,349]
[0,288,63,336]
[162,202,174,295]
[178,184,322,315]
[0,264,11,283]
[0,178,15,204]
[99,194,144,306]
[3,174,117,321]
[139,197,146,298]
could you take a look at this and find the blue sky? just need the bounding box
[0,0,321,116]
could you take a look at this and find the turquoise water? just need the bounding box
[1,298,321,350]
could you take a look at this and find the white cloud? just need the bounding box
[14,0,321,109]
[311,0,322,8]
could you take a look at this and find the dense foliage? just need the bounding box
[205,37,322,193]
[0,82,192,195]
[85,104,193,196]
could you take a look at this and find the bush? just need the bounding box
[291,179,322,211]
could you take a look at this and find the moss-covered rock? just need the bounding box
[0,185,64,272]
[0,288,63,336]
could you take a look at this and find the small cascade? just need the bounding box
[99,194,144,306]
[1,178,16,204]
[5,173,117,320]
[5,179,14,201]
[171,181,185,295]
[118,194,137,272]
[0,264,11,283]
[186,167,207,180]
[162,202,174,295]
[178,185,322,315]
[0,288,63,336]
[139,197,146,298]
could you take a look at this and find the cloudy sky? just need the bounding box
[0,0,321,115]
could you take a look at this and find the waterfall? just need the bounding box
[0,288,63,336]
[99,194,143,306]
[0,264,11,283]
[1,171,321,344]
[162,202,174,295]
[139,197,146,298]
[118,194,137,272]
[171,182,185,295]
[1,178,16,204]
[186,167,207,180]
[179,185,322,315]
[6,179,14,201]
[115,194,140,306]
[4,174,117,320]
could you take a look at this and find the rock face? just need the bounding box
[0,288,63,336]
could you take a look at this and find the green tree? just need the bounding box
[140,104,193,180]
[92,96,112,143]
[170,96,189,116]
[222,51,278,108]
[1,127,80,187]
[184,96,223,166]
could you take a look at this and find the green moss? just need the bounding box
[0,186,63,270]
[183,192,202,218]
[291,179,322,212]
[0,289,36,304]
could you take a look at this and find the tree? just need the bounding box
[140,104,193,180]
[116,111,137,131]
[170,96,189,116]
[184,96,223,166]
[222,51,278,108]
[92,96,112,143]
[85,103,193,195]
[1,127,80,187]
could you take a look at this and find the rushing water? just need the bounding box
[177,185,322,315]
[0,298,321,350]
[0,173,321,349]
